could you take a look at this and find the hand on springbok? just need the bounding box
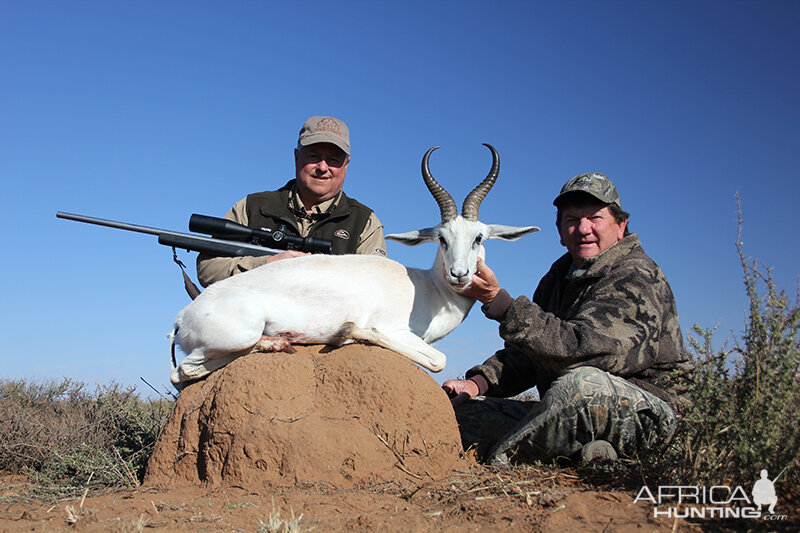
[455,257,501,304]
[169,144,538,389]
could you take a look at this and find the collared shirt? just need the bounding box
[287,184,342,237]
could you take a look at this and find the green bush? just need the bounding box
[0,379,173,500]
[662,206,800,487]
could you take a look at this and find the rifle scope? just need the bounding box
[189,214,333,255]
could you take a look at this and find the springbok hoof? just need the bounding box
[336,321,356,338]
[330,322,356,346]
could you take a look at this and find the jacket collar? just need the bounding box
[553,234,642,280]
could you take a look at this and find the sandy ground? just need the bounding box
[0,467,707,532]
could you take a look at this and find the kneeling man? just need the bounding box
[444,173,692,464]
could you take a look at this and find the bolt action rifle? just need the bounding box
[56,211,332,298]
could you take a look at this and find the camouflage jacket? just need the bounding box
[466,234,692,411]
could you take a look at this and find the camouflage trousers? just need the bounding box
[454,367,677,465]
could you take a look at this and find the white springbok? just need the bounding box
[169,144,538,387]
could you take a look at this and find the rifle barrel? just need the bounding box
[56,211,282,257]
[57,211,177,237]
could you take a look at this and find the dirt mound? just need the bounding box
[144,344,465,490]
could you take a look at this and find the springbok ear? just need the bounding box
[385,227,438,246]
[485,224,540,241]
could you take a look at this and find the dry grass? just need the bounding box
[0,379,172,502]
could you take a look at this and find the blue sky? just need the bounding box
[2,1,798,397]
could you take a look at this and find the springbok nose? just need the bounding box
[450,266,468,281]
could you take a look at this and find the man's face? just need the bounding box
[294,143,349,207]
[558,202,627,265]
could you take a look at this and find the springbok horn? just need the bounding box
[461,143,499,221]
[422,146,457,223]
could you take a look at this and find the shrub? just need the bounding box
[0,379,173,500]
[661,201,800,487]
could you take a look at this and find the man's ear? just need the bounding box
[557,219,566,247]
[617,218,628,240]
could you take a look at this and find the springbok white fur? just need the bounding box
[169,144,538,387]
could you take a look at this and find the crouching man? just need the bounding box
[444,173,692,464]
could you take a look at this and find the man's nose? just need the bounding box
[317,159,329,171]
[578,218,592,234]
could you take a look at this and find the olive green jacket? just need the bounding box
[467,234,692,411]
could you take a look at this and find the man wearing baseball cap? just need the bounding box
[444,172,692,465]
[197,116,386,287]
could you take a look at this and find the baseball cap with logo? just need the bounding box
[297,116,350,155]
[553,172,621,208]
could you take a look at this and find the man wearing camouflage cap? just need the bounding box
[444,173,692,464]
[197,116,386,287]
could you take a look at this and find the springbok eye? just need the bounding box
[474,235,483,246]
[438,236,448,250]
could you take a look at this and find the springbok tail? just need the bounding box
[169,325,179,370]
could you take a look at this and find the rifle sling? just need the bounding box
[172,248,202,300]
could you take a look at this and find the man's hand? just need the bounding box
[266,250,311,263]
[443,378,480,408]
[442,378,480,397]
[456,258,501,304]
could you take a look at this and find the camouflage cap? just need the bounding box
[297,116,350,155]
[553,172,621,208]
